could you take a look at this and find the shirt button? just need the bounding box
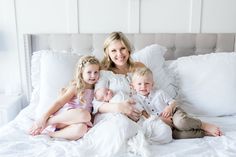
[152,109,154,112]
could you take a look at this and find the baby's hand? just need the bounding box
[161,106,172,118]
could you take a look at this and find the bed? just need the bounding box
[0,33,236,157]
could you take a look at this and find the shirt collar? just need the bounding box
[137,90,155,100]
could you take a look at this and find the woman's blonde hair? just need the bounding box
[61,55,100,104]
[101,32,135,71]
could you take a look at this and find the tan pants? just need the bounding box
[171,107,205,139]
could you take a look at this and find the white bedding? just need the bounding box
[0,103,236,157]
[1,38,236,156]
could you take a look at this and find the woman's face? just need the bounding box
[108,40,129,68]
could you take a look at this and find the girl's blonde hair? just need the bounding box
[132,67,153,82]
[61,55,100,104]
[101,32,135,71]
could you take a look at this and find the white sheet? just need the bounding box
[0,104,236,157]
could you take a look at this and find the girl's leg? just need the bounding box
[48,123,88,140]
[47,109,91,127]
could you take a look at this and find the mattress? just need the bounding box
[0,103,236,157]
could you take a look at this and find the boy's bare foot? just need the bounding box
[201,122,223,136]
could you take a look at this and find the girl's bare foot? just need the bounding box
[201,122,223,136]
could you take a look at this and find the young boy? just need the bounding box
[131,67,223,139]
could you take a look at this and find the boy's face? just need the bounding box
[95,88,113,102]
[132,74,154,96]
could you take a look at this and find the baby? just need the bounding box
[94,87,149,118]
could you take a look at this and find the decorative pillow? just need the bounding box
[132,44,166,71]
[169,52,236,116]
[35,52,81,119]
[132,44,177,98]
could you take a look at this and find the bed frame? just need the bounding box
[23,33,236,100]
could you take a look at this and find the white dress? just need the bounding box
[87,70,139,156]
[82,70,170,156]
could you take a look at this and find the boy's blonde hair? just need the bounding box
[62,55,100,104]
[132,67,153,82]
[101,32,135,71]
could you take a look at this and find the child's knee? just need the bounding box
[71,123,88,140]
[79,110,92,122]
[173,116,189,130]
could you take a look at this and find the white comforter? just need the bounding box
[0,105,236,157]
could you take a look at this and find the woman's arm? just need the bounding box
[98,99,141,121]
[98,99,132,113]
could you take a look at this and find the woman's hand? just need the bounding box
[29,116,48,136]
[118,99,142,121]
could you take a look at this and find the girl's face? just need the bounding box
[132,74,154,96]
[108,40,129,68]
[82,64,100,86]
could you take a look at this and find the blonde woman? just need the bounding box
[87,32,150,156]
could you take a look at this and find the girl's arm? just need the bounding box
[41,86,76,120]
[29,86,76,135]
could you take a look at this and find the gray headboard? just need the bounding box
[23,33,236,101]
[24,33,236,60]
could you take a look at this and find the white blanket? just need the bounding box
[0,105,236,157]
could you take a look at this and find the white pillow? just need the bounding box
[132,44,177,98]
[170,52,236,116]
[132,44,166,71]
[35,52,81,119]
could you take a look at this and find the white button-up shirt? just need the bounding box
[133,89,174,116]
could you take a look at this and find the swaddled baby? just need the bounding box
[94,87,149,118]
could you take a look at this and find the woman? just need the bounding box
[81,32,156,157]
[93,31,145,120]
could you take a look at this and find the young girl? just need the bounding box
[29,55,100,140]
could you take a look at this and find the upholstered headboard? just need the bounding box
[24,33,236,60]
[23,33,236,100]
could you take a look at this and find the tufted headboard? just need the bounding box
[23,33,236,100]
[24,33,236,60]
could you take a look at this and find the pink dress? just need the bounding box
[59,89,94,113]
[43,89,94,133]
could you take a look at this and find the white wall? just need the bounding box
[0,0,21,94]
[0,0,236,98]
